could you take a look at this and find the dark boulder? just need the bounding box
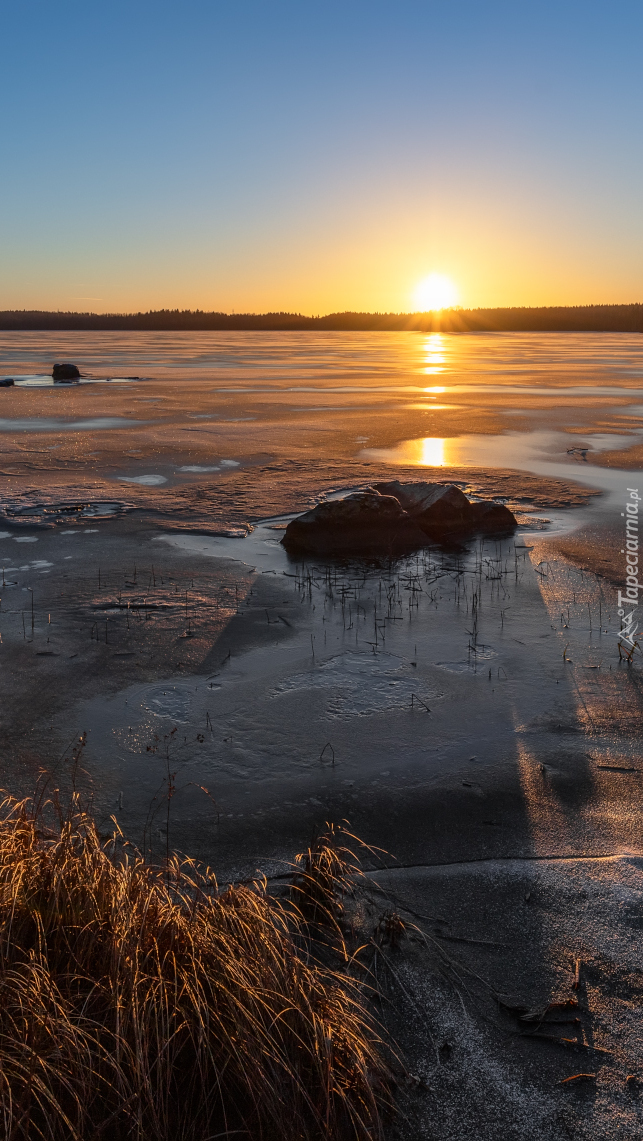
[282,490,428,555]
[0,378,14,387]
[281,479,517,554]
[374,480,516,537]
[283,481,517,556]
[373,480,471,533]
[52,363,81,381]
[468,500,516,531]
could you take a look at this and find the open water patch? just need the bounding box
[361,429,639,473]
[4,375,148,388]
[117,474,167,486]
[361,428,643,506]
[0,417,148,432]
[4,501,130,522]
[179,465,224,473]
[177,460,242,472]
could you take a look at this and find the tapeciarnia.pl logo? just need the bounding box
[618,487,640,653]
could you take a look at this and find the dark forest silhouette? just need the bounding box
[1,304,642,332]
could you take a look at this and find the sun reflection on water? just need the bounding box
[405,437,447,466]
[423,334,446,375]
[420,437,446,465]
[405,403,456,412]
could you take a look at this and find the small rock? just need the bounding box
[0,378,14,387]
[52,363,81,381]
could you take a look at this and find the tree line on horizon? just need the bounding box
[0,303,642,332]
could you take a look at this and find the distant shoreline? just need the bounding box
[1,303,642,333]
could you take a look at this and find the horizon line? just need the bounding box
[2,302,643,319]
[1,302,642,334]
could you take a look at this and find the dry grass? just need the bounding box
[0,795,391,1140]
[291,824,371,943]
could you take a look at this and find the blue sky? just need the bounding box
[2,0,642,312]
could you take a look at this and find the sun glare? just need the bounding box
[414,274,458,311]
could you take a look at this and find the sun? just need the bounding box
[414,274,458,311]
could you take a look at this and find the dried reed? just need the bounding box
[0,797,390,1140]
[290,825,378,947]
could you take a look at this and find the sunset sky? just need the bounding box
[3,0,642,315]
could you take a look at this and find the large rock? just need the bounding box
[52,363,81,381]
[373,480,471,532]
[374,480,516,537]
[282,481,517,555]
[281,491,428,555]
[467,500,517,531]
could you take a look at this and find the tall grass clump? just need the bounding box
[291,823,368,940]
[0,794,390,1140]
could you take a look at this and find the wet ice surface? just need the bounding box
[55,522,627,880]
[2,330,643,536]
[1,332,643,1133]
[144,687,192,722]
[0,328,642,380]
[271,651,433,719]
[1,330,643,874]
